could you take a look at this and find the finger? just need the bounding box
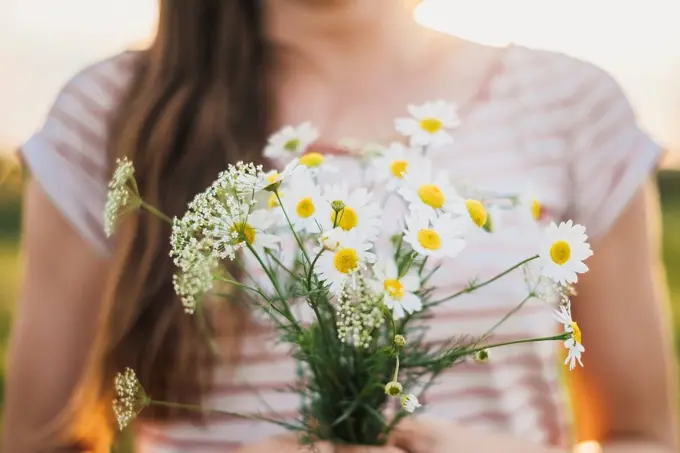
[337,446,406,453]
[389,418,437,453]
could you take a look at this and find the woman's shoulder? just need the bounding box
[500,44,624,104]
[19,50,141,255]
[50,50,140,124]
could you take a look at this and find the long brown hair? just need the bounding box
[101,0,271,422]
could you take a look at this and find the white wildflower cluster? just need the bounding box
[336,274,385,348]
[113,367,148,431]
[104,157,140,237]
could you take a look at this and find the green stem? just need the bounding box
[246,243,298,329]
[428,255,538,307]
[265,249,298,279]
[140,201,173,224]
[393,356,400,382]
[148,400,302,431]
[275,191,312,267]
[306,249,325,290]
[465,332,570,356]
[214,276,266,298]
[398,252,417,279]
[476,294,533,346]
[417,256,429,277]
[394,234,404,261]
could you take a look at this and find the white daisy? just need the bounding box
[243,209,282,256]
[370,142,422,191]
[539,221,593,285]
[315,230,376,295]
[263,122,319,159]
[236,159,300,196]
[263,159,300,189]
[280,173,329,234]
[209,205,280,259]
[403,213,467,258]
[319,227,345,252]
[553,305,585,370]
[400,394,422,413]
[399,160,466,220]
[371,258,422,320]
[463,199,489,230]
[519,184,543,222]
[394,100,460,149]
[298,152,339,176]
[321,184,382,240]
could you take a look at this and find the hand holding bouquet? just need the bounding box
[108,101,591,446]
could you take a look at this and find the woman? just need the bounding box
[3,0,676,452]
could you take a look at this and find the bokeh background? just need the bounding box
[0,0,678,451]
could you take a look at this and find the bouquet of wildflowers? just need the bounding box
[108,101,591,446]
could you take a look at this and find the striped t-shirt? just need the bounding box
[21,45,661,452]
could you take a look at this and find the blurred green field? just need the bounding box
[0,169,678,452]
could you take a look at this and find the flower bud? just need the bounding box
[394,335,406,348]
[473,349,490,363]
[384,381,403,397]
[331,200,346,212]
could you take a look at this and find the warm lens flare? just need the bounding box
[0,0,677,163]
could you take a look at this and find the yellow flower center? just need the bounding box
[333,248,359,274]
[571,321,582,344]
[417,228,442,250]
[549,240,571,265]
[465,199,488,228]
[300,152,325,168]
[390,160,408,178]
[296,197,316,218]
[232,223,256,244]
[283,138,300,152]
[330,206,359,231]
[419,117,443,134]
[531,199,541,221]
[266,172,279,184]
[383,279,405,300]
[417,184,445,209]
[268,192,280,209]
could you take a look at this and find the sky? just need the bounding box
[1,0,679,165]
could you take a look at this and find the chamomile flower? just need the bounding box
[518,184,543,222]
[400,394,422,413]
[539,221,593,285]
[403,213,467,258]
[260,159,300,191]
[464,199,489,229]
[315,230,376,295]
[281,174,329,234]
[321,184,382,240]
[298,152,339,175]
[399,160,466,220]
[553,305,585,370]
[371,142,421,190]
[240,209,282,256]
[319,227,345,251]
[264,122,318,159]
[394,100,460,149]
[209,207,280,259]
[371,258,422,320]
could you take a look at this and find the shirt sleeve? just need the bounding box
[565,60,664,240]
[19,54,133,256]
